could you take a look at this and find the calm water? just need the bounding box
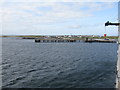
[2,37,118,88]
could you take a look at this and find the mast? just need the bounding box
[105,2,120,88]
[116,1,120,88]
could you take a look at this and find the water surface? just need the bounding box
[2,37,118,88]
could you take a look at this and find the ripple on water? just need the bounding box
[2,38,117,88]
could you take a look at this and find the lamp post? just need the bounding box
[105,1,120,88]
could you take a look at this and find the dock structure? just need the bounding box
[35,38,80,43]
[85,38,117,43]
[35,38,117,43]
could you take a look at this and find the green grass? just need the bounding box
[1,35,118,39]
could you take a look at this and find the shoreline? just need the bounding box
[0,35,118,40]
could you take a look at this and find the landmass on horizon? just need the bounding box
[1,35,118,39]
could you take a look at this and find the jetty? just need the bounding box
[35,38,81,43]
[84,38,117,43]
[35,38,117,43]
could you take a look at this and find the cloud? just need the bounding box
[3,0,119,2]
[67,23,104,29]
[1,1,117,35]
[68,25,82,29]
[1,2,114,24]
[1,2,91,25]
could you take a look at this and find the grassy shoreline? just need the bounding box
[1,35,118,39]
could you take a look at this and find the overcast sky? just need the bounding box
[1,0,119,36]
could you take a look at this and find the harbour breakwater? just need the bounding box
[21,37,117,43]
[34,38,117,43]
[35,39,81,43]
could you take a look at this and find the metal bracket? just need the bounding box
[105,21,120,26]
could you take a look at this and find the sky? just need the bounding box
[1,0,120,36]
